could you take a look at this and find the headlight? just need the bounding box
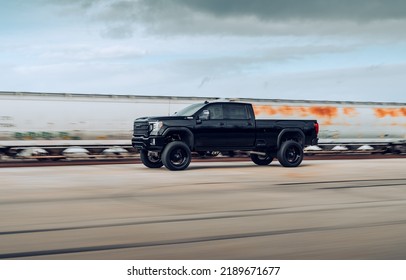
[149,121,163,134]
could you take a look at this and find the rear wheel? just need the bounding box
[140,150,163,168]
[250,153,273,165]
[277,140,303,167]
[162,142,191,171]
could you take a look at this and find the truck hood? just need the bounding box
[135,116,191,122]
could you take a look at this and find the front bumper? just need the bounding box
[132,135,165,151]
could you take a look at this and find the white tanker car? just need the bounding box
[0,91,405,159]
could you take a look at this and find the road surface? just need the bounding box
[1,159,406,259]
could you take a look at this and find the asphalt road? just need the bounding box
[1,159,406,259]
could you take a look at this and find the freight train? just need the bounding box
[0,91,405,159]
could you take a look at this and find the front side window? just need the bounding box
[199,104,224,120]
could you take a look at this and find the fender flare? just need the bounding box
[162,127,195,149]
[277,128,305,148]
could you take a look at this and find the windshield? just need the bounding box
[174,103,206,116]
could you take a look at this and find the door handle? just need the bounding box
[220,122,225,126]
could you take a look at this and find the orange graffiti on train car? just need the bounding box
[374,108,405,118]
[343,107,358,117]
[309,106,338,118]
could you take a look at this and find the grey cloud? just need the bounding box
[47,0,406,38]
[101,24,134,39]
[74,0,406,21]
[166,0,406,21]
[150,43,360,88]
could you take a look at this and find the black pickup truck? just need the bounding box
[132,101,318,170]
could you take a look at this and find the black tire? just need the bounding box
[250,153,273,165]
[140,150,163,168]
[277,140,304,167]
[162,142,191,171]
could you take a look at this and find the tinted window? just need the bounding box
[199,104,223,120]
[174,103,206,116]
[224,104,249,119]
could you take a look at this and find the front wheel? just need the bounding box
[277,140,304,167]
[162,142,191,171]
[140,150,163,168]
[250,153,273,165]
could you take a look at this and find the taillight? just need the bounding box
[314,122,319,135]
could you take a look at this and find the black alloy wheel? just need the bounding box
[250,153,274,165]
[140,149,163,168]
[162,141,192,171]
[277,140,304,167]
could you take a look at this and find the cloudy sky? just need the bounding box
[1,0,406,102]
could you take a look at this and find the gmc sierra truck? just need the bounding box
[132,101,319,170]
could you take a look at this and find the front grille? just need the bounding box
[133,121,150,137]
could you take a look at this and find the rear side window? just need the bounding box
[224,104,250,119]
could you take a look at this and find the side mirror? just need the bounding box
[200,110,210,120]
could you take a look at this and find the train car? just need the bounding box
[243,98,406,153]
[0,91,405,158]
[0,92,218,158]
